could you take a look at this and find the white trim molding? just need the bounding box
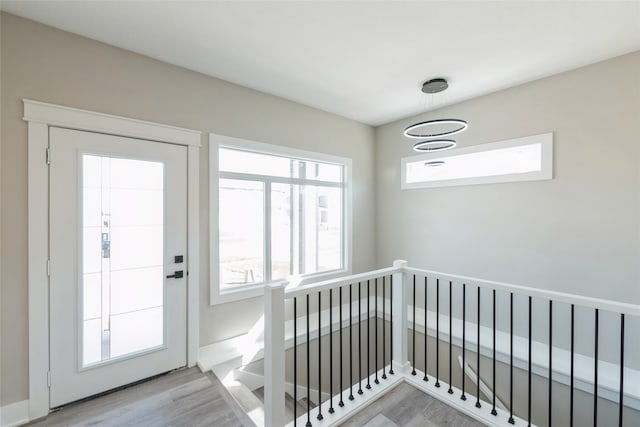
[24,100,201,420]
[23,100,201,146]
[0,400,29,427]
[208,133,353,305]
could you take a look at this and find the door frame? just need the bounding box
[24,99,201,420]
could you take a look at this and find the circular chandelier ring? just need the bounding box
[424,160,445,167]
[404,119,468,139]
[413,139,457,152]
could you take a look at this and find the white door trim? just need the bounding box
[23,99,201,420]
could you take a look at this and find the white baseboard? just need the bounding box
[0,400,29,427]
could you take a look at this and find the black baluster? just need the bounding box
[366,280,371,390]
[436,278,441,388]
[509,293,514,424]
[491,289,497,416]
[619,313,625,427]
[349,284,354,401]
[570,304,574,427]
[528,296,532,426]
[476,286,481,409]
[448,281,454,394]
[594,308,599,427]
[461,283,466,400]
[424,276,429,382]
[358,282,363,394]
[412,274,417,376]
[375,278,379,385]
[294,297,298,426]
[317,292,323,421]
[382,276,387,380]
[306,294,311,427]
[329,290,334,414]
[390,275,394,375]
[548,300,552,427]
[339,287,344,407]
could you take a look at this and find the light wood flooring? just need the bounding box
[25,368,253,427]
[338,382,485,427]
[23,368,484,427]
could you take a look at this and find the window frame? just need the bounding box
[401,132,553,189]
[209,133,352,305]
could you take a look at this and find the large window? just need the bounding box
[210,135,351,303]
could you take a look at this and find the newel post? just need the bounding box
[392,260,410,374]
[264,282,286,427]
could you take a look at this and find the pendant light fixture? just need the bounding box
[405,78,468,152]
[413,139,457,152]
[425,160,446,167]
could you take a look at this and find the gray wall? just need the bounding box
[375,51,640,305]
[0,13,376,406]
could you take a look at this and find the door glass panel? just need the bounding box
[110,307,164,359]
[81,155,165,367]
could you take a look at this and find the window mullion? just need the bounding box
[264,180,272,282]
[219,170,342,188]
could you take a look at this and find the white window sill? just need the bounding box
[211,268,351,305]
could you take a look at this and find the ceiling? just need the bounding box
[2,1,639,126]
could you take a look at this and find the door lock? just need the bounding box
[166,270,184,279]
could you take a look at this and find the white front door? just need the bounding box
[49,127,187,407]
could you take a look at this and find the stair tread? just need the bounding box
[226,381,264,426]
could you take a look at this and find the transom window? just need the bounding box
[402,133,553,189]
[210,135,351,303]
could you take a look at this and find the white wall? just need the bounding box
[375,52,640,305]
[0,12,377,406]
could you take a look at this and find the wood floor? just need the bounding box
[23,368,484,427]
[338,382,485,427]
[25,368,254,427]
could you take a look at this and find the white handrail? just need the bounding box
[404,266,640,316]
[265,261,638,426]
[284,266,400,299]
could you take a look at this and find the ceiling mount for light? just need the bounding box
[413,139,457,152]
[422,78,448,94]
[404,77,468,151]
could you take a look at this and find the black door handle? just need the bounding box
[166,270,184,279]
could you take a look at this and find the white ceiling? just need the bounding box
[2,1,639,126]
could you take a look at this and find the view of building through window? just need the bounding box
[218,147,345,287]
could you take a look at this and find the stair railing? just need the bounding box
[264,261,407,426]
[264,261,639,427]
[404,265,639,427]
